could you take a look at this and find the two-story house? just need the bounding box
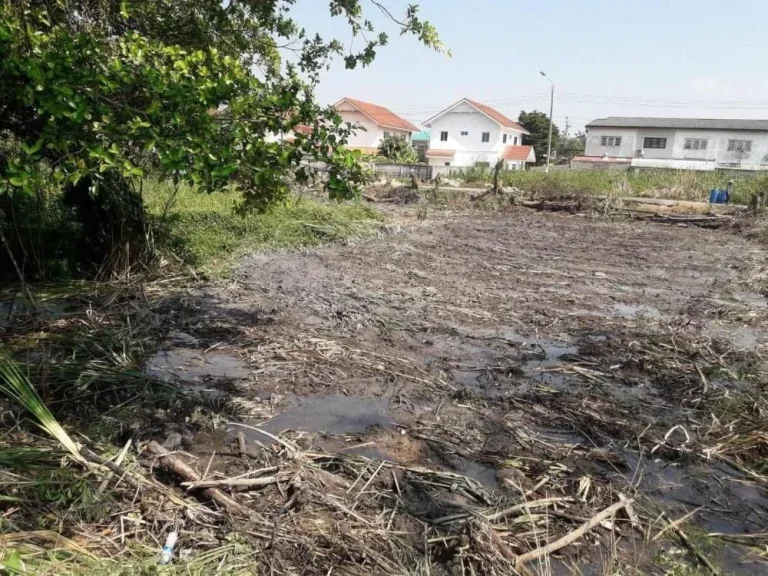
[333,97,419,155]
[577,117,768,170]
[422,98,535,169]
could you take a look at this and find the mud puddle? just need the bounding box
[612,303,662,319]
[144,348,249,383]
[256,393,392,436]
[607,452,768,534]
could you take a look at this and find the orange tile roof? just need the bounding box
[336,98,419,133]
[502,145,534,162]
[425,149,456,158]
[294,124,313,135]
[466,99,529,134]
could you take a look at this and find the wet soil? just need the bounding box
[149,209,768,573]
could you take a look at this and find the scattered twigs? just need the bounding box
[659,512,720,575]
[146,441,254,518]
[515,498,630,569]
[80,446,141,490]
[97,438,133,494]
[652,507,701,542]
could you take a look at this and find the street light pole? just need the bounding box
[540,71,554,173]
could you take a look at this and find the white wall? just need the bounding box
[672,130,768,164]
[584,127,638,158]
[336,105,410,149]
[586,126,768,164]
[427,102,524,167]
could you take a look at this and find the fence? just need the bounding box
[630,158,768,172]
[369,163,433,181]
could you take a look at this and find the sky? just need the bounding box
[290,0,768,133]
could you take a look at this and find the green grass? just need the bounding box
[143,181,383,276]
[457,167,768,204]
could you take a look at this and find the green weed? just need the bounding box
[143,181,383,276]
[459,168,768,204]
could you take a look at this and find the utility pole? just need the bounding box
[561,116,570,160]
[540,71,555,173]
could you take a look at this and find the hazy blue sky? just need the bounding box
[291,0,768,132]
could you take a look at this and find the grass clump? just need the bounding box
[457,168,768,204]
[143,181,383,276]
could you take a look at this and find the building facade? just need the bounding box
[333,98,418,155]
[423,99,535,169]
[578,117,768,169]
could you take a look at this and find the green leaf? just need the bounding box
[21,139,44,155]
[1,550,24,574]
[8,177,24,187]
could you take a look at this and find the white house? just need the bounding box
[577,117,768,170]
[422,98,535,169]
[333,97,419,155]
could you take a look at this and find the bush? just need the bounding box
[378,135,420,164]
[144,181,382,276]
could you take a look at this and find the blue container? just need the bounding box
[709,189,729,204]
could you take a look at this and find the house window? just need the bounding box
[481,132,490,143]
[383,131,390,139]
[684,138,708,151]
[503,134,508,144]
[444,162,451,166]
[643,137,667,149]
[727,139,752,152]
[600,136,622,147]
[513,136,518,145]
[440,131,448,142]
[460,131,469,136]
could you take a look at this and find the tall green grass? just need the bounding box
[459,167,768,204]
[0,358,84,463]
[143,181,383,276]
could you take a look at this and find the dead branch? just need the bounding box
[660,512,720,575]
[146,441,255,518]
[515,499,630,569]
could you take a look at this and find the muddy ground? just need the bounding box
[146,207,768,574]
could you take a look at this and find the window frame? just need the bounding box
[643,137,667,149]
[684,138,708,151]
[440,131,448,142]
[460,131,469,136]
[727,139,752,153]
[601,135,622,147]
[503,134,507,144]
[481,132,490,143]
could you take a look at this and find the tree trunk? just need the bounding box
[0,224,35,307]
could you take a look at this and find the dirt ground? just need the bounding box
[146,207,768,574]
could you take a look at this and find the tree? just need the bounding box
[378,135,419,164]
[559,131,586,162]
[0,2,445,209]
[518,110,561,166]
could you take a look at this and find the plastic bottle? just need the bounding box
[158,531,178,565]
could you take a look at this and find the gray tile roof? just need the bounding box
[586,117,768,131]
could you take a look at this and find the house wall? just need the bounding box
[586,126,768,164]
[584,128,639,158]
[336,106,411,149]
[427,102,524,167]
[671,130,768,164]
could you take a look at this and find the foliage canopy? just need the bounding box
[518,110,561,166]
[378,134,420,164]
[0,1,445,210]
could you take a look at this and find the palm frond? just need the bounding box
[0,358,85,464]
